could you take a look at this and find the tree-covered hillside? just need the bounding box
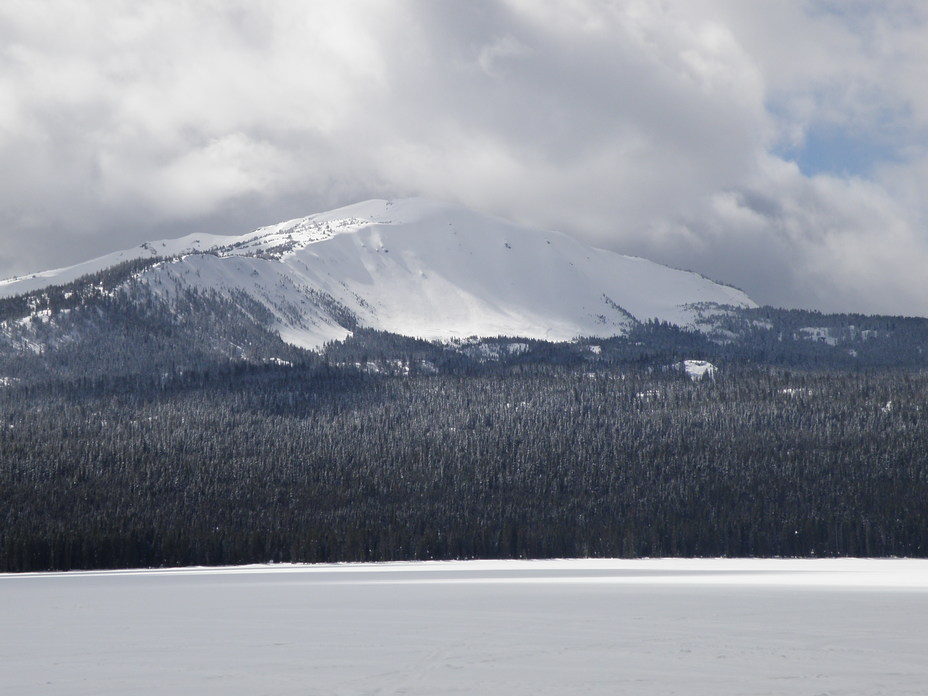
[3,362,926,571]
[3,268,928,572]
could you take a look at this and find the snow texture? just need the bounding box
[679,359,717,380]
[0,199,756,349]
[2,558,927,695]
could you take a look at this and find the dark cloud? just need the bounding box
[0,1,927,315]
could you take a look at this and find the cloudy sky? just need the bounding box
[1,1,927,315]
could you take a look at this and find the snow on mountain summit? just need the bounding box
[0,198,757,349]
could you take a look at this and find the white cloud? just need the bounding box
[0,0,926,316]
[476,34,531,78]
[99,133,298,217]
[679,157,928,314]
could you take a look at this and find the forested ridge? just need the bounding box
[3,360,926,571]
[3,274,928,571]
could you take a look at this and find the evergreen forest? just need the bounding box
[3,356,927,571]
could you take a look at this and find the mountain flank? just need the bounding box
[0,198,755,351]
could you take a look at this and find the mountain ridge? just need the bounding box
[0,198,756,349]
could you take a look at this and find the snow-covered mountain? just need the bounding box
[0,198,755,349]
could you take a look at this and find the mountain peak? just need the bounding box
[0,199,756,349]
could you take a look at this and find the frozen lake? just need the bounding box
[3,558,928,695]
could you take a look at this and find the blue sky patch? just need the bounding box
[781,123,902,178]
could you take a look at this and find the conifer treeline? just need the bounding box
[2,363,926,571]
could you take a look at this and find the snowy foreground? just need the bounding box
[3,559,928,695]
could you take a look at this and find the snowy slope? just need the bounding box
[0,198,756,349]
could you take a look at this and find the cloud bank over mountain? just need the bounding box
[1,1,927,315]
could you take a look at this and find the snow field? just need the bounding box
[2,558,927,695]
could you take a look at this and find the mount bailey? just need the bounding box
[0,198,754,352]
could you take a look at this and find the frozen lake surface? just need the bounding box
[3,558,928,695]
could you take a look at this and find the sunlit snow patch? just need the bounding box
[677,359,716,380]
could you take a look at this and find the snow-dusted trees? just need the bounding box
[2,362,927,571]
